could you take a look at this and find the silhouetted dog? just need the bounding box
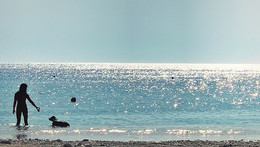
[49,116,70,127]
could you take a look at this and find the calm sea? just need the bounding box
[0,63,260,141]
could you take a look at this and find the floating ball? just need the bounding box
[71,97,76,102]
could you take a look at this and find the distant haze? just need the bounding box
[1,0,260,63]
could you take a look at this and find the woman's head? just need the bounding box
[19,83,27,93]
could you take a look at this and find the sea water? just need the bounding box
[0,63,260,141]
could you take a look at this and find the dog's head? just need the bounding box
[49,116,58,122]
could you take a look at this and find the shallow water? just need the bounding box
[0,63,260,141]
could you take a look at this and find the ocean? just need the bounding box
[0,63,260,141]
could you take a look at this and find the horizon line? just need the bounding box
[0,61,260,65]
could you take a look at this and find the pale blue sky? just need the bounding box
[1,0,260,63]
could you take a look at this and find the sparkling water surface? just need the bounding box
[0,63,260,141]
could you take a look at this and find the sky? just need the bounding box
[0,0,260,63]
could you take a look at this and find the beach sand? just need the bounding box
[1,138,260,147]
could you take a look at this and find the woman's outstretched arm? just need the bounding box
[27,96,40,112]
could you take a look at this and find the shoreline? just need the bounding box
[1,138,260,147]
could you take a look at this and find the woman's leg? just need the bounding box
[23,109,28,125]
[16,110,21,126]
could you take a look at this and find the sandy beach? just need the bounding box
[1,138,260,147]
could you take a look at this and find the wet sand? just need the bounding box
[1,138,260,147]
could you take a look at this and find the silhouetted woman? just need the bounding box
[12,83,40,126]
